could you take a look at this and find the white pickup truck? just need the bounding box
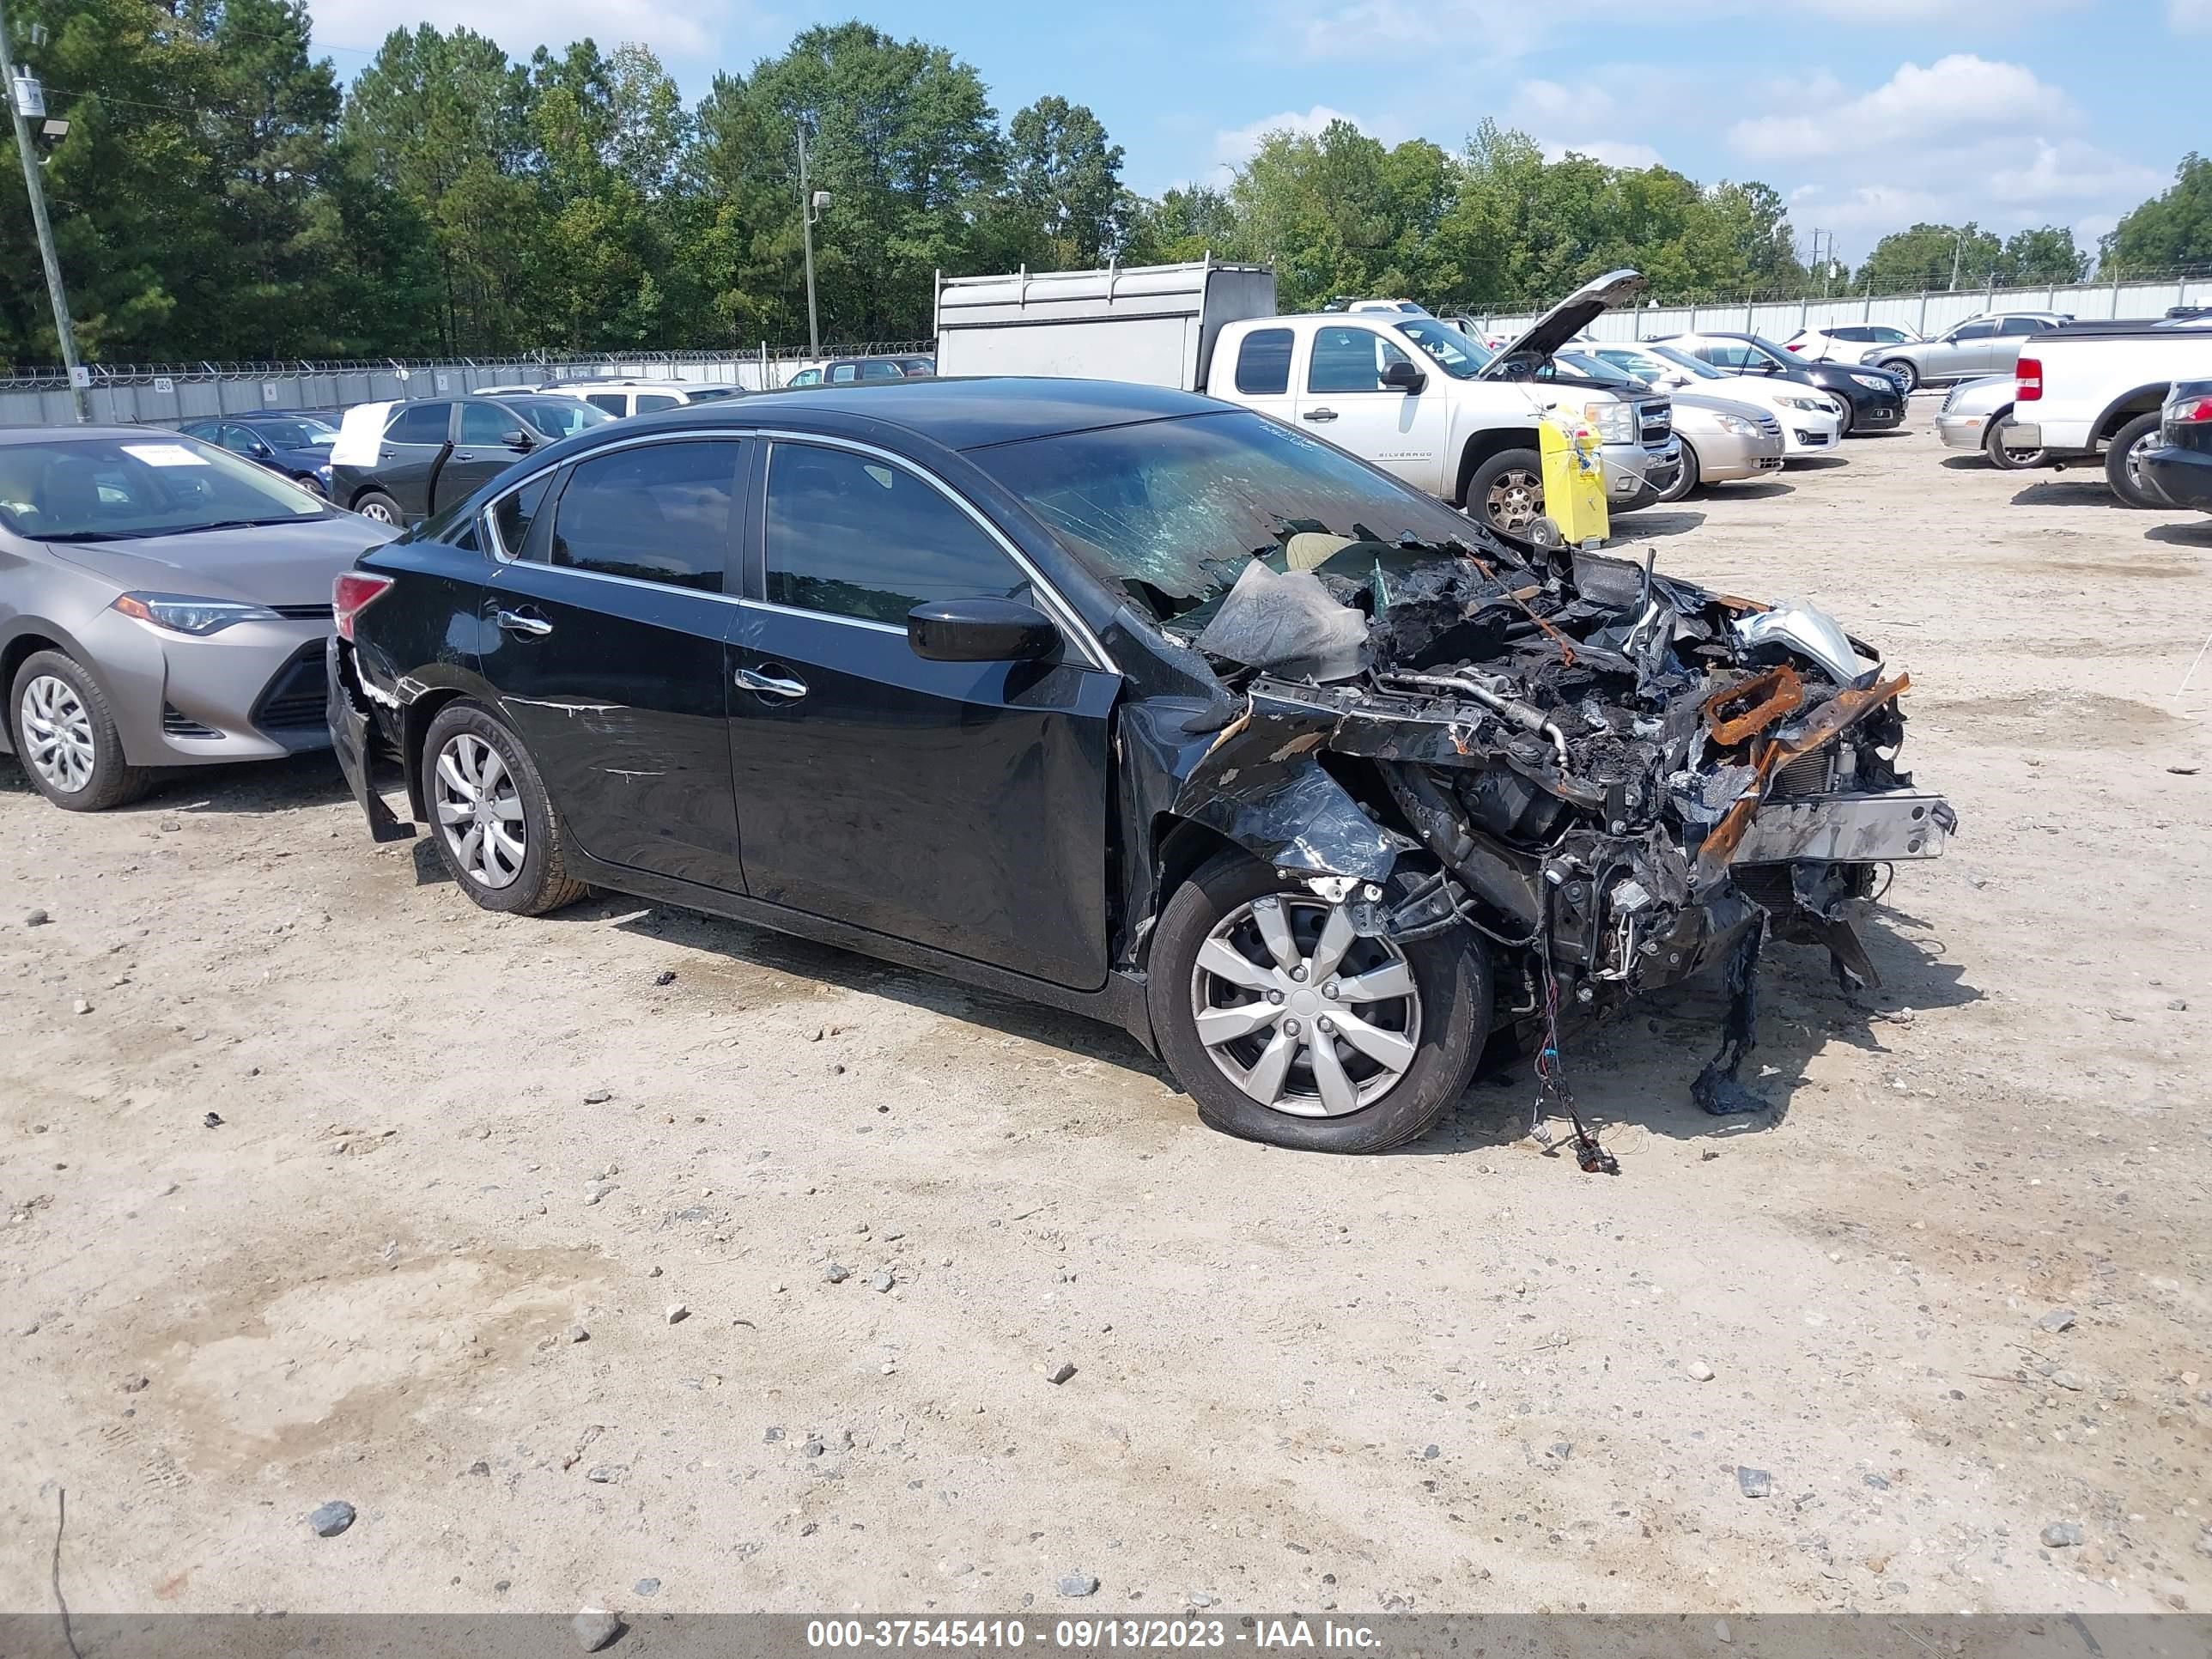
[2007,315,2212,506]
[933,261,1680,537]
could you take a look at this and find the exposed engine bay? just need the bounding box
[1146,524,1958,1121]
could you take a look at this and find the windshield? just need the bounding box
[1557,352,1640,387]
[247,416,337,447]
[0,435,328,541]
[969,409,1492,619]
[1649,343,1726,380]
[1394,318,1494,379]
[506,398,615,440]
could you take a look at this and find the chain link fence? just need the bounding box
[0,343,937,428]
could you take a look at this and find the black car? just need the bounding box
[179,411,341,495]
[2142,380,2212,513]
[325,394,615,526]
[1662,332,1907,435]
[326,380,1952,1153]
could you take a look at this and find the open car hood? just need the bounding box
[1478,270,1648,381]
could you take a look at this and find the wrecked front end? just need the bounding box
[1160,535,1955,1117]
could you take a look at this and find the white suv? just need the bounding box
[535,380,746,418]
[1781,324,1922,364]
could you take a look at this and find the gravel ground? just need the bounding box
[3,410,2209,1618]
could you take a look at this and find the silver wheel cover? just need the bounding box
[360,500,396,524]
[1484,468,1543,533]
[434,732,526,889]
[1190,892,1421,1118]
[20,674,96,793]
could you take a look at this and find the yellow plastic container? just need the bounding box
[1540,413,1609,545]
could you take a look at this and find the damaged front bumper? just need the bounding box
[1164,540,1957,1116]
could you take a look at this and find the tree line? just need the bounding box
[3,2,2208,368]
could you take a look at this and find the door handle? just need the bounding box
[736,665,808,701]
[1302,408,1338,422]
[453,450,476,461]
[495,609,553,638]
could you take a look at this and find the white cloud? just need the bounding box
[1211,106,1369,169]
[2170,0,2212,31]
[1503,80,1662,170]
[307,0,750,76]
[1728,56,2063,162]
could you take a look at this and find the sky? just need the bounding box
[302,0,2212,267]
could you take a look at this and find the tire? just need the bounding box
[1879,357,1917,394]
[353,490,403,526]
[2104,411,2166,508]
[1832,397,1856,438]
[1146,852,1492,1154]
[9,650,155,812]
[421,700,586,915]
[296,473,328,499]
[1656,440,1700,502]
[1983,409,2045,471]
[1466,447,1546,537]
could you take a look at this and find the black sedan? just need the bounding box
[180,411,340,495]
[1661,331,1907,434]
[2142,380,2212,514]
[326,380,1950,1152]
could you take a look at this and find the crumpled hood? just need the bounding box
[48,513,396,609]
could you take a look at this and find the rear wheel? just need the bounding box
[9,650,155,812]
[1983,410,2045,471]
[422,701,586,915]
[1147,853,1491,1154]
[2104,412,2166,508]
[353,490,402,526]
[1879,357,1917,394]
[1467,447,1545,537]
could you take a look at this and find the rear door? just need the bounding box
[1295,324,1449,495]
[376,400,453,520]
[726,437,1116,991]
[482,435,750,890]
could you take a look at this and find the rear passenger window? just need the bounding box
[543,441,741,592]
[489,473,552,558]
[386,402,451,444]
[1235,329,1293,395]
[830,363,860,385]
[637,394,679,411]
[765,443,1025,627]
[1999,317,2043,336]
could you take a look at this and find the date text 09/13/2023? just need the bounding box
[805,1618,1382,1650]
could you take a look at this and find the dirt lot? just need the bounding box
[3,412,2209,1620]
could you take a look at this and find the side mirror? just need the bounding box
[907,596,1060,663]
[1381,359,1426,392]
[501,428,533,450]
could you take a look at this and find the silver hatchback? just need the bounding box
[0,428,393,811]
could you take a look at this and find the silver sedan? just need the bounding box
[0,428,393,811]
[1935,374,2045,469]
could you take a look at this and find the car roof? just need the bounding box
[625,376,1225,451]
[0,423,191,446]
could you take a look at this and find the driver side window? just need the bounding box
[1308,326,1414,393]
[1952,319,1999,341]
[459,403,514,445]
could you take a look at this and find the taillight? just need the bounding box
[2169,396,2212,423]
[333,570,393,641]
[2016,357,2042,401]
[1784,342,1803,352]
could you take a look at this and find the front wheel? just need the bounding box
[352,490,403,526]
[1656,441,1701,502]
[1466,448,1545,537]
[2104,412,2166,508]
[9,650,154,811]
[1879,357,1918,394]
[422,701,587,915]
[1146,854,1492,1153]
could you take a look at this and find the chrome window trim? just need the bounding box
[756,429,1116,674]
[484,429,747,568]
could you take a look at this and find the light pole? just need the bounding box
[797,123,830,357]
[1,3,87,422]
